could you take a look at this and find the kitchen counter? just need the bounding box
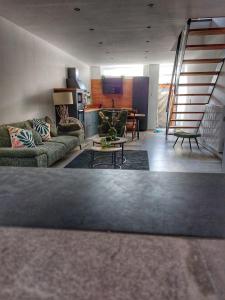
[85,108,101,113]
[85,107,132,113]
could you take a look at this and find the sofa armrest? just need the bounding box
[58,129,85,145]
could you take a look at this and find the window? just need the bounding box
[101,65,144,77]
[159,64,173,84]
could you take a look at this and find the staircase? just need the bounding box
[166,18,225,137]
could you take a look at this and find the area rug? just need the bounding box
[65,150,149,170]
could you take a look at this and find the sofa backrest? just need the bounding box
[0,121,31,147]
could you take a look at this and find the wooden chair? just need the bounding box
[126,109,137,140]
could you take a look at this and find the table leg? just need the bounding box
[90,150,94,168]
[137,119,140,140]
[173,137,179,148]
[121,143,124,164]
[189,138,192,151]
[114,152,117,169]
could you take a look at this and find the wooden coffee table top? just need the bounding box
[93,137,127,145]
[91,146,122,153]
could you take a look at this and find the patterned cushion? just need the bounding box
[33,119,51,141]
[7,126,36,148]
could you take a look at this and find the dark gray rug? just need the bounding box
[65,150,149,170]
[0,168,225,239]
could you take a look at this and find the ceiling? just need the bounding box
[0,0,225,65]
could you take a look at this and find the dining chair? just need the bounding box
[126,109,137,140]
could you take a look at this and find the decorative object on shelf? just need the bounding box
[53,92,73,124]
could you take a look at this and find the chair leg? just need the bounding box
[189,138,192,151]
[173,137,179,148]
[181,138,184,146]
[195,138,200,149]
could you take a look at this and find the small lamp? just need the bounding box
[53,92,73,124]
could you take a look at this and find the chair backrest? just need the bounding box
[127,109,137,126]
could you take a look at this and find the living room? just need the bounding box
[0,1,225,299]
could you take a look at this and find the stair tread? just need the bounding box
[174,103,208,105]
[183,58,223,64]
[189,28,225,36]
[175,93,210,96]
[169,126,199,129]
[170,119,202,121]
[178,83,214,86]
[172,112,204,114]
[186,44,225,50]
[180,71,219,76]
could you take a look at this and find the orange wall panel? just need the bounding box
[91,79,133,108]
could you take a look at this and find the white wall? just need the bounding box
[90,66,101,79]
[144,64,160,130]
[0,17,90,124]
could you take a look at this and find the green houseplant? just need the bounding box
[99,111,120,142]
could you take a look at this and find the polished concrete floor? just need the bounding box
[55,131,223,173]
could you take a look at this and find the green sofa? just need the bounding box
[0,118,84,167]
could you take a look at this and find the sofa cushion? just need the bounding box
[44,116,58,137]
[39,142,66,166]
[0,121,31,147]
[32,129,44,145]
[59,129,84,138]
[48,135,79,152]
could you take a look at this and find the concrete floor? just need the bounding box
[1,132,224,300]
[55,131,223,173]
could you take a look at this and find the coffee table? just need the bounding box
[92,137,127,164]
[90,146,122,169]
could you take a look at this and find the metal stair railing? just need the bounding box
[166,19,191,137]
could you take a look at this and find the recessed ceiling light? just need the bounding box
[145,50,149,53]
[89,28,95,31]
[147,3,154,8]
[146,40,150,43]
[146,26,151,29]
[73,7,81,11]
[106,51,110,54]
[98,41,103,45]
